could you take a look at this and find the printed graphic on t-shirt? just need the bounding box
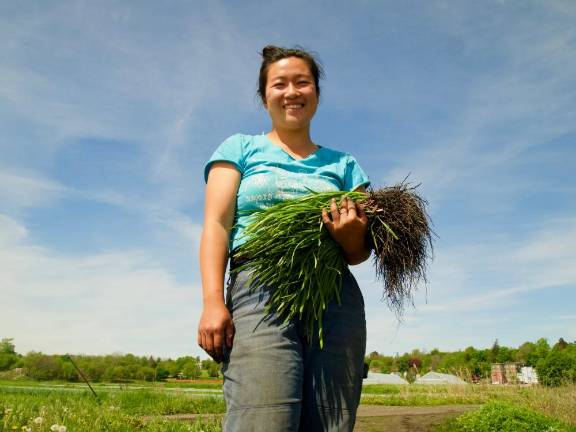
[239,165,338,210]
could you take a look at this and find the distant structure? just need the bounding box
[491,363,538,384]
[518,366,538,384]
[491,363,506,384]
[363,372,409,385]
[505,363,519,384]
[415,371,467,385]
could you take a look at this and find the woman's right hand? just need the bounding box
[198,301,235,363]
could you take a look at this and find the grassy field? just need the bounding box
[0,382,225,432]
[2,380,575,431]
[362,383,576,425]
[435,400,576,432]
[361,383,576,431]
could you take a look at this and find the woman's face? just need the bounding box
[264,57,318,131]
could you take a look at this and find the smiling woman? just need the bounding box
[262,56,319,140]
[198,45,371,432]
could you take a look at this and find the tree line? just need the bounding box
[364,337,576,386]
[0,338,220,382]
[1,337,574,386]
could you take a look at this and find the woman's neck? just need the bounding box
[267,128,317,158]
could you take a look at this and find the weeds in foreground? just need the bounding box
[361,383,576,426]
[0,387,224,432]
[435,400,576,432]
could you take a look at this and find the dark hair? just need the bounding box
[257,45,325,104]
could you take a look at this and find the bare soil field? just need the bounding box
[154,404,479,431]
[354,405,479,432]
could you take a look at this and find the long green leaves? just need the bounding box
[234,191,362,347]
[233,186,433,348]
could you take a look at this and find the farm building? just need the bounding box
[491,363,506,384]
[415,371,467,385]
[491,363,537,384]
[505,363,519,384]
[363,372,409,385]
[518,366,538,384]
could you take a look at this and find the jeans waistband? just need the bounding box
[229,251,250,271]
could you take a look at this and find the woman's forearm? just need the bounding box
[199,220,230,305]
[342,237,371,265]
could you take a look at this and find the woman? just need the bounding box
[198,45,370,431]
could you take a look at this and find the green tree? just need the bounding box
[537,344,576,386]
[489,339,500,363]
[0,338,19,372]
[530,338,551,367]
[136,366,155,381]
[515,342,536,364]
[181,359,201,379]
[495,346,514,363]
[428,348,442,372]
[207,362,220,378]
[0,338,16,354]
[23,352,63,380]
[554,337,568,351]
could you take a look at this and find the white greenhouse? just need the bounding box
[363,372,409,385]
[415,371,468,385]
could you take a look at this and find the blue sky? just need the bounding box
[1,0,574,359]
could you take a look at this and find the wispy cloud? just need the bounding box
[359,215,576,353]
[0,169,67,213]
[0,213,203,357]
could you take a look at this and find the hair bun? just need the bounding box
[262,45,281,60]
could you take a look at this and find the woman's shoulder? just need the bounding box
[221,133,266,148]
[317,144,355,164]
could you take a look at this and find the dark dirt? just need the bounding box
[152,404,479,431]
[354,405,479,431]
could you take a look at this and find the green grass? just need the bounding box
[361,383,576,427]
[436,401,576,432]
[162,381,223,390]
[2,381,574,431]
[0,386,225,432]
[361,384,401,395]
[361,383,501,406]
[0,379,224,392]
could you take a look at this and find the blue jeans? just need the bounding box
[222,266,366,432]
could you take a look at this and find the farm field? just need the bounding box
[1,380,575,431]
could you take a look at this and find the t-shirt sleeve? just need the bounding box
[344,154,370,191]
[204,134,246,182]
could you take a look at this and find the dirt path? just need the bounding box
[150,404,479,431]
[355,405,479,431]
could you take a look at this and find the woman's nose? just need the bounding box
[285,83,299,97]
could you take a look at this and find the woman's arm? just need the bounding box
[198,162,241,362]
[321,186,371,265]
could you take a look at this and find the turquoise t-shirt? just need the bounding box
[204,133,370,251]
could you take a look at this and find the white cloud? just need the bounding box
[0,214,28,244]
[374,4,576,204]
[357,216,576,353]
[0,2,259,190]
[0,214,205,358]
[0,169,67,213]
[0,169,203,251]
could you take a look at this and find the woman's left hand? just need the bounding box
[321,196,370,265]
